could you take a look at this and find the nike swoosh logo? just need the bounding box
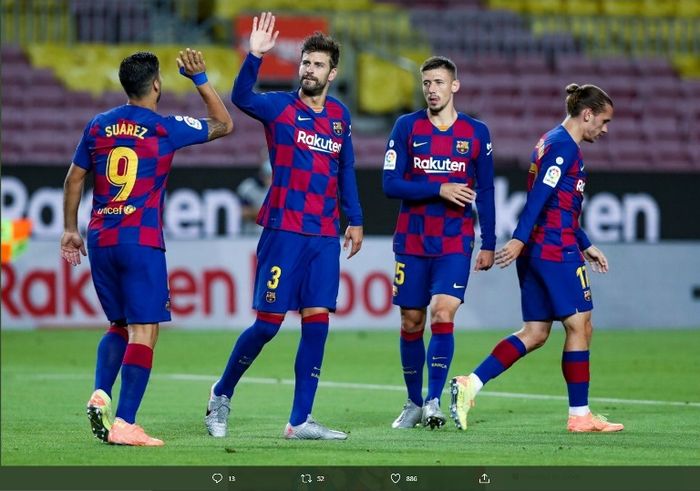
[413,141,428,147]
[432,356,448,360]
[453,283,465,289]
[297,116,312,121]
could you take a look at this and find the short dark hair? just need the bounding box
[119,51,159,99]
[301,32,340,69]
[565,83,613,117]
[420,56,457,80]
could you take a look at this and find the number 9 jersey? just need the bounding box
[72,104,208,250]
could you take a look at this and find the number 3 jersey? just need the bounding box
[72,105,208,250]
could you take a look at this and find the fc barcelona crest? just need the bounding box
[455,140,470,154]
[332,121,343,136]
[266,291,276,303]
[584,290,592,302]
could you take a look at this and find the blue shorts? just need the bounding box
[392,253,471,308]
[88,245,171,325]
[516,256,593,321]
[253,228,340,313]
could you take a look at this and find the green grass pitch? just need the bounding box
[2,328,699,466]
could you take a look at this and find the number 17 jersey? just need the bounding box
[72,104,208,250]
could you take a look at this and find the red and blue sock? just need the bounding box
[474,335,527,385]
[94,321,128,398]
[115,343,153,424]
[289,313,329,426]
[215,313,283,398]
[562,350,590,408]
[399,327,425,407]
[426,322,454,402]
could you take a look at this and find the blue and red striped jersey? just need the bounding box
[382,110,496,257]
[232,53,362,237]
[513,125,592,262]
[72,104,208,249]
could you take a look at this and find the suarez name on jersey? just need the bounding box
[72,105,208,249]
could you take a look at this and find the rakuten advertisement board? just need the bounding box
[2,239,698,330]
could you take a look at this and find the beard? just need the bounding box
[299,76,326,97]
[427,102,447,115]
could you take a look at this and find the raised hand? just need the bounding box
[250,11,280,58]
[177,48,206,76]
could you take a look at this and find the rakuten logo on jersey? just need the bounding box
[413,156,466,174]
[296,130,342,154]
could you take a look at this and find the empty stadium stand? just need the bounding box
[2,0,699,170]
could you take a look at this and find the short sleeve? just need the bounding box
[163,115,209,150]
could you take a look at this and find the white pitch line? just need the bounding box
[11,371,700,408]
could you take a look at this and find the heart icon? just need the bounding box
[390,473,401,484]
[211,473,223,484]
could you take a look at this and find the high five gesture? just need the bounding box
[250,11,279,58]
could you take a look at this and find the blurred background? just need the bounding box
[2,0,699,330]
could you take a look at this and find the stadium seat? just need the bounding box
[1,106,26,131]
[672,53,700,78]
[520,73,562,98]
[643,78,683,102]
[563,0,601,16]
[650,141,694,171]
[0,85,28,109]
[641,116,682,143]
[581,139,613,170]
[525,0,563,15]
[29,108,70,131]
[640,0,678,18]
[635,57,677,79]
[554,56,600,80]
[609,117,642,142]
[473,55,514,75]
[597,57,639,78]
[96,91,129,108]
[609,140,652,170]
[512,54,550,75]
[30,85,68,108]
[601,0,641,16]
[677,0,700,17]
[488,0,527,13]
[611,98,643,120]
[601,75,638,98]
[646,97,681,119]
[1,62,33,86]
[0,44,28,64]
[357,52,416,114]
